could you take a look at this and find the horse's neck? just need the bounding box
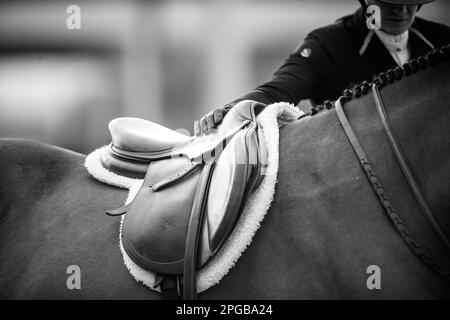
[262,60,450,298]
[379,59,450,216]
[343,57,450,235]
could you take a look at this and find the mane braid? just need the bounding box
[307,43,450,117]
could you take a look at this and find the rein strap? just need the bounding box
[335,97,450,281]
[372,85,450,251]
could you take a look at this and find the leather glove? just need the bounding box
[194,107,229,136]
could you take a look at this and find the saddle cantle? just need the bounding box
[104,100,268,299]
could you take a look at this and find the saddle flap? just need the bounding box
[198,123,264,262]
[121,157,203,274]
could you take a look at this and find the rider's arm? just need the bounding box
[198,37,326,135]
[223,37,325,111]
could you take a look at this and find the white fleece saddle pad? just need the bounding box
[84,102,301,293]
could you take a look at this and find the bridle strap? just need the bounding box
[335,97,450,280]
[335,99,369,167]
[372,85,450,251]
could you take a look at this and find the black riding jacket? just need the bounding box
[226,8,450,109]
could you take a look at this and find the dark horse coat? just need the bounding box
[0,50,449,299]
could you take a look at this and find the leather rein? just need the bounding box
[335,84,450,280]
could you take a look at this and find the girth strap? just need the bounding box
[183,162,215,300]
[160,275,182,300]
[372,85,450,251]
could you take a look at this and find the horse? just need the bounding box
[0,47,449,299]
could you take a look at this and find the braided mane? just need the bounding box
[306,43,450,117]
[304,44,450,280]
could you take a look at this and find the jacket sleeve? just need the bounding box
[224,37,325,110]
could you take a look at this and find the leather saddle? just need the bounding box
[103,100,268,299]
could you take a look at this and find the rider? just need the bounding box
[196,0,450,135]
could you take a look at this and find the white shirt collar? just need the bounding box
[374,29,410,66]
[375,29,409,49]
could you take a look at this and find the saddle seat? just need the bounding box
[109,117,192,153]
[101,101,260,178]
[104,100,268,299]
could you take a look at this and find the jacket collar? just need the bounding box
[348,8,434,72]
[409,23,435,58]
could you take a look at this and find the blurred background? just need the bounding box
[0,0,448,153]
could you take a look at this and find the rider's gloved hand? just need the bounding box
[194,107,230,136]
